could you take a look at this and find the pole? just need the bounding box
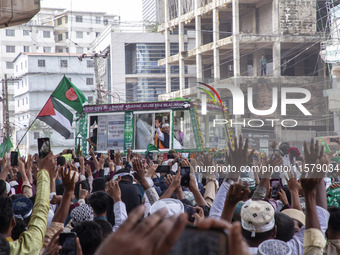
[93,55,102,104]
[4,74,9,139]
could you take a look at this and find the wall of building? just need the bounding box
[279,0,317,35]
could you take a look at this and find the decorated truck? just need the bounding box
[75,99,233,154]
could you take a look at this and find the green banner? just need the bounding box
[0,137,13,158]
[124,111,134,151]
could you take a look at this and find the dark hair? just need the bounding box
[0,180,7,197]
[0,197,13,234]
[328,206,340,233]
[88,191,110,215]
[92,177,107,192]
[11,217,27,240]
[0,234,10,255]
[74,180,90,200]
[56,156,66,166]
[274,212,294,242]
[94,219,113,239]
[242,227,275,244]
[72,221,102,255]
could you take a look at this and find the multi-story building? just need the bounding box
[12,53,95,155]
[157,0,331,150]
[91,23,196,103]
[0,7,119,142]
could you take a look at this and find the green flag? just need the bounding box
[0,137,13,158]
[332,156,340,163]
[320,138,331,154]
[146,144,160,155]
[52,76,88,113]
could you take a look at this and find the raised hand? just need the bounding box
[106,178,121,203]
[61,166,76,192]
[132,158,150,190]
[225,179,250,206]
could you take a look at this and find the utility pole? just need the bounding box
[78,51,109,104]
[1,75,21,141]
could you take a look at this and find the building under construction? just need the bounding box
[156,0,332,151]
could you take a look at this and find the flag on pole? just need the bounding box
[37,97,73,139]
[320,138,332,154]
[52,76,88,113]
[0,137,13,158]
[146,144,160,155]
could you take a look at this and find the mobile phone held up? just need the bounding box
[59,232,77,255]
[38,138,50,159]
[180,166,190,187]
[10,151,18,166]
[169,225,229,255]
[156,165,170,174]
[270,178,282,199]
[110,150,115,161]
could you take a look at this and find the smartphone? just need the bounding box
[110,150,115,161]
[10,151,18,166]
[270,178,281,199]
[38,138,50,159]
[180,166,191,187]
[122,157,127,165]
[156,165,170,173]
[183,204,198,222]
[59,232,77,255]
[169,225,228,255]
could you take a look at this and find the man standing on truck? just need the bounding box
[154,117,169,149]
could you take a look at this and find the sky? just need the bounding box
[41,0,143,22]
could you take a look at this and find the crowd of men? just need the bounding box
[0,136,340,255]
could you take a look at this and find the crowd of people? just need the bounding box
[0,136,340,255]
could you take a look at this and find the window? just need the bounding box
[58,49,63,53]
[43,47,51,53]
[43,31,50,38]
[6,62,13,69]
[69,133,74,139]
[65,32,69,39]
[104,19,108,25]
[66,48,69,53]
[87,32,90,35]
[87,60,94,68]
[57,34,63,41]
[60,60,68,67]
[38,59,45,67]
[96,16,101,24]
[86,78,94,85]
[65,16,68,23]
[6,45,15,53]
[23,46,29,52]
[26,97,28,104]
[57,18,62,25]
[96,32,100,37]
[76,47,83,54]
[22,98,24,105]
[23,30,30,36]
[76,31,83,38]
[76,15,83,22]
[34,132,39,139]
[21,63,23,70]
[88,96,94,103]
[6,29,15,36]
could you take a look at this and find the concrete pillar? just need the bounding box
[232,0,240,77]
[165,0,171,93]
[178,0,185,96]
[272,0,281,76]
[196,15,203,82]
[273,42,281,76]
[213,8,220,81]
[253,48,259,77]
[232,0,241,137]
